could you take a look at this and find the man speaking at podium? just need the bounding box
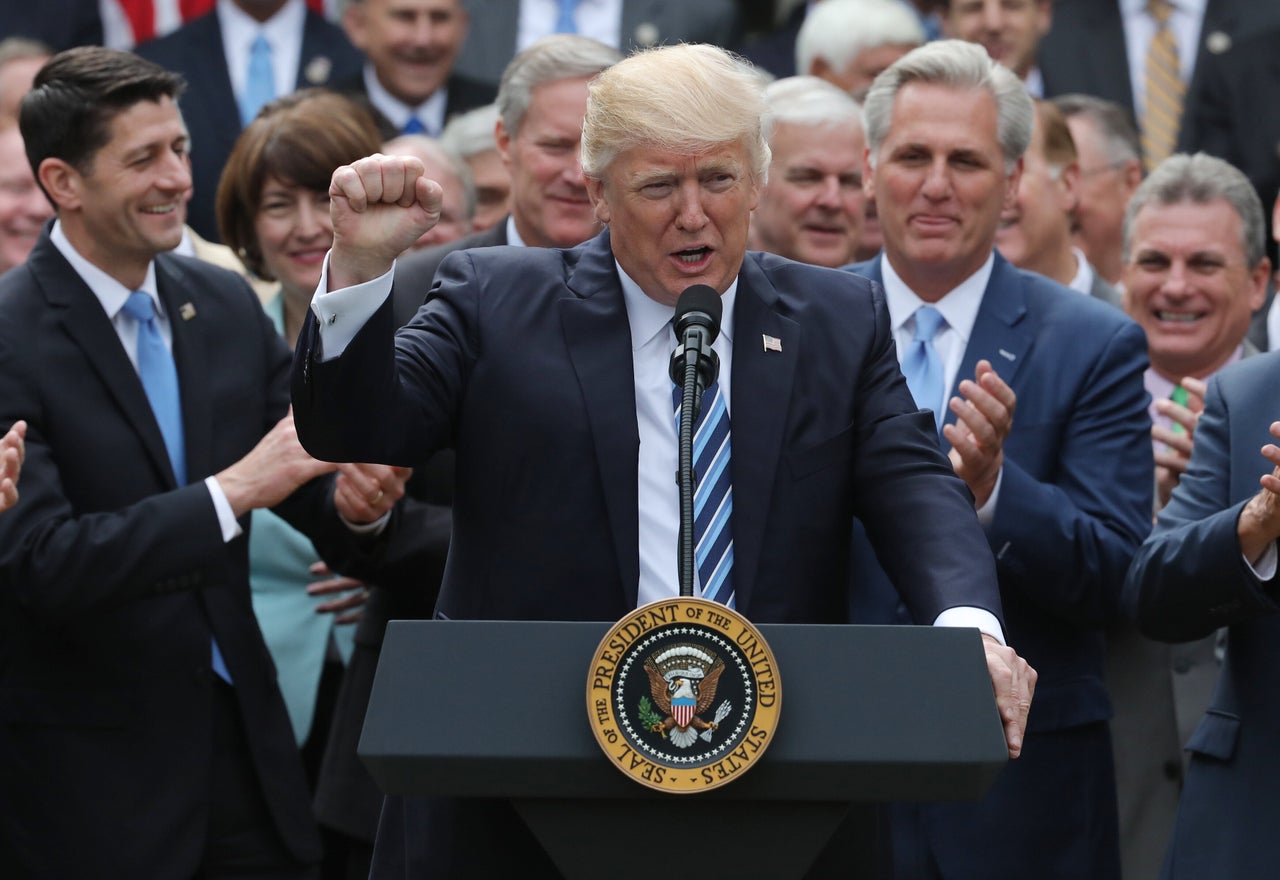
[292,42,1035,878]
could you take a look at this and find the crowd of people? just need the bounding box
[0,2,1278,879]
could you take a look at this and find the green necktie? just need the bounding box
[1169,384,1188,435]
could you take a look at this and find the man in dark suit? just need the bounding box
[0,47,403,878]
[1178,24,1280,266]
[847,40,1152,879]
[1038,0,1280,166]
[337,0,495,141]
[1125,350,1280,879]
[0,0,101,52]
[292,42,1036,878]
[392,34,621,323]
[135,0,364,243]
[451,0,741,88]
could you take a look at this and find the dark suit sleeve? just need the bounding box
[293,251,480,466]
[850,282,1005,627]
[987,318,1152,626]
[1125,374,1280,642]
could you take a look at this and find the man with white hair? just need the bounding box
[292,40,1035,878]
[439,103,509,232]
[848,39,1151,879]
[382,133,474,250]
[750,76,866,268]
[796,0,925,100]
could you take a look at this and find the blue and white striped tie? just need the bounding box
[673,381,734,607]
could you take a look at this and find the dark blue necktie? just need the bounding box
[122,292,231,684]
[673,381,734,607]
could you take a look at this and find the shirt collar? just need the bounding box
[1068,247,1093,295]
[505,215,526,248]
[218,0,305,51]
[50,219,161,319]
[362,63,447,132]
[880,250,993,346]
[617,262,737,354]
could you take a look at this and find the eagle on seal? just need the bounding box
[644,651,727,748]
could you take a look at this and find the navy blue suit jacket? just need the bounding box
[0,228,375,874]
[848,253,1153,879]
[135,10,363,243]
[292,232,1007,875]
[1126,350,1280,880]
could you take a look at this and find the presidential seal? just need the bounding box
[586,597,781,793]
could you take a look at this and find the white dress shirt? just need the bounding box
[218,0,307,109]
[362,63,448,136]
[50,220,241,541]
[1120,0,1207,113]
[310,251,1004,640]
[1067,247,1094,296]
[516,0,624,51]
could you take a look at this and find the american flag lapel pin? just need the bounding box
[179,303,196,321]
[762,334,782,353]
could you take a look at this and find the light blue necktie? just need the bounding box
[122,292,231,685]
[401,116,427,136]
[554,0,579,33]
[673,381,734,607]
[239,33,275,127]
[901,305,947,431]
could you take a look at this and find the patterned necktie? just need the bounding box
[555,0,579,33]
[239,33,275,127]
[1141,0,1184,170]
[121,292,232,684]
[900,305,947,431]
[673,382,734,607]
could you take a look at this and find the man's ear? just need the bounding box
[37,158,80,213]
[585,175,610,224]
[342,3,367,50]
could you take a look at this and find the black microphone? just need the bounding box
[667,284,722,394]
[669,284,722,597]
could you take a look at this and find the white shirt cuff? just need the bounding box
[310,252,397,361]
[934,606,1005,645]
[342,510,391,536]
[1246,541,1278,581]
[205,476,243,542]
[976,466,1003,526]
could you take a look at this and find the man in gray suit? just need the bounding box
[450,0,740,87]
[1108,151,1270,880]
[994,98,1121,306]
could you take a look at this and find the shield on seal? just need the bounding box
[672,694,696,729]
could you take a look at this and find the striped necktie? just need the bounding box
[1141,0,1184,170]
[673,381,734,607]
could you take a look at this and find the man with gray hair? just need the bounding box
[391,33,622,325]
[750,76,867,268]
[1052,93,1145,286]
[0,38,50,124]
[292,40,1034,877]
[847,39,1152,879]
[1107,151,1270,880]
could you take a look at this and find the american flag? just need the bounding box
[100,0,338,49]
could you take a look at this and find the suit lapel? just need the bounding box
[945,254,1033,438]
[30,233,179,488]
[189,15,241,139]
[156,256,212,484]
[561,232,641,605]
[731,257,800,610]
